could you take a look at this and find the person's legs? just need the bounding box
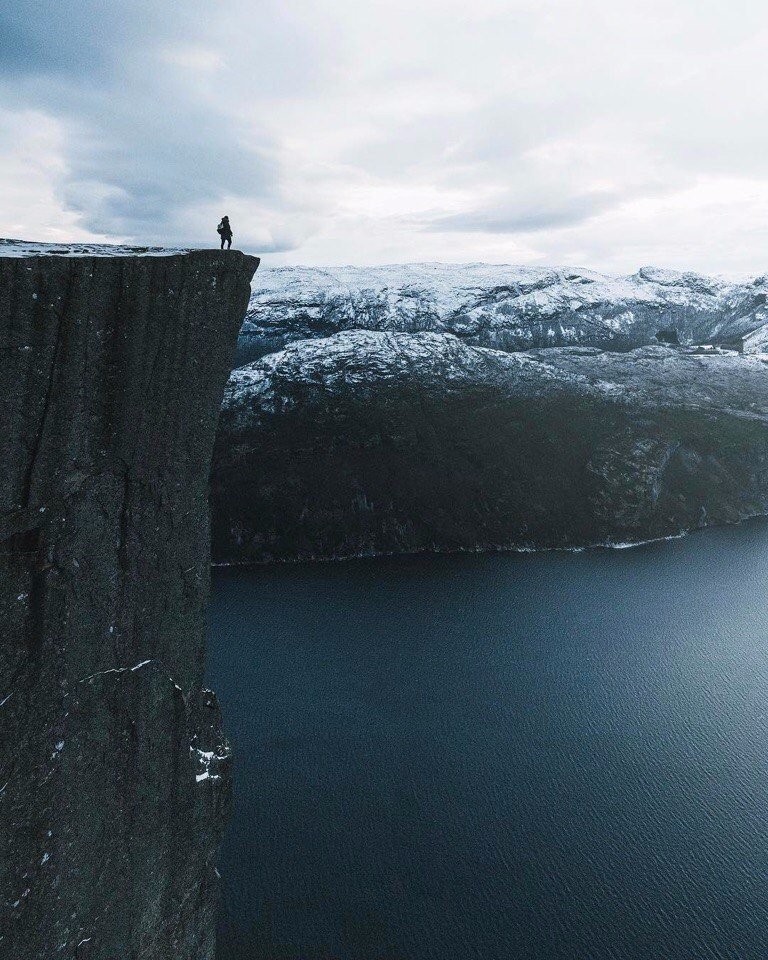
[227,237,232,249]
[220,237,225,250]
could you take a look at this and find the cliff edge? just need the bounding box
[1,242,259,959]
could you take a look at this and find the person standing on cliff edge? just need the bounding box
[217,215,233,250]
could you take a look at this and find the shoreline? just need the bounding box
[210,513,768,570]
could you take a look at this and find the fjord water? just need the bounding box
[208,522,768,960]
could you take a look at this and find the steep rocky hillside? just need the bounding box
[213,331,768,563]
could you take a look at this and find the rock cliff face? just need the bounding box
[236,263,768,364]
[0,242,259,959]
[212,331,768,564]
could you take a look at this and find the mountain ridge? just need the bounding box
[237,262,768,365]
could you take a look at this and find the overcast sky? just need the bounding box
[2,0,768,274]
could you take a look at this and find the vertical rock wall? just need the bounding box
[0,245,259,959]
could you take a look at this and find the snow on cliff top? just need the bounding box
[0,239,197,258]
[227,329,768,417]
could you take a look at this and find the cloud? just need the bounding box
[0,107,92,242]
[0,1,294,249]
[426,192,620,234]
[1,0,768,272]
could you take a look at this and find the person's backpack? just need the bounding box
[217,221,225,235]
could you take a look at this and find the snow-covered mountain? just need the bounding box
[237,263,768,364]
[216,263,768,563]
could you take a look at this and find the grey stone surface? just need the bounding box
[1,246,258,959]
